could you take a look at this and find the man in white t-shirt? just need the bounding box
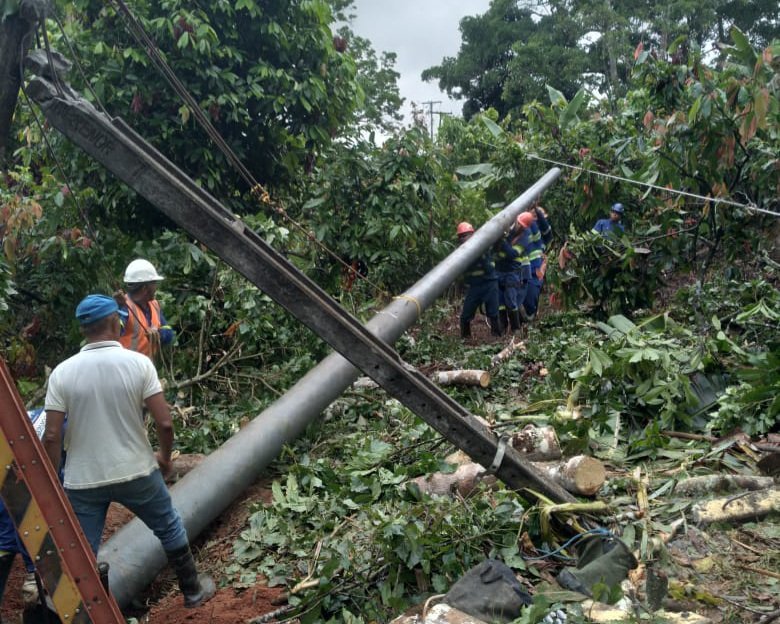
[43,294,215,609]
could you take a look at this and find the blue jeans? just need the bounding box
[66,470,188,555]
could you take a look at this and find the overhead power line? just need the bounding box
[49,0,393,295]
[526,153,780,218]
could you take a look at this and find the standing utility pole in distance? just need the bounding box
[422,100,442,140]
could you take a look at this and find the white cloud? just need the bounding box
[349,0,492,133]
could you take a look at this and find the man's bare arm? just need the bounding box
[42,410,66,473]
[145,392,174,475]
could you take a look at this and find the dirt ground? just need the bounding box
[0,479,285,624]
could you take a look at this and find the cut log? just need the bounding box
[691,487,780,524]
[445,450,472,466]
[434,369,490,388]
[390,602,488,624]
[580,601,712,624]
[412,455,606,498]
[673,475,775,497]
[536,456,606,497]
[510,424,562,461]
[410,462,495,498]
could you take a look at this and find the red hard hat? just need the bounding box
[517,212,535,229]
[456,222,475,236]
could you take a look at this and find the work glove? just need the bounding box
[542,609,567,624]
[22,572,39,606]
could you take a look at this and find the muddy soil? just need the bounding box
[0,479,283,624]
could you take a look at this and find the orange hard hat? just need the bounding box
[517,212,535,229]
[456,222,475,236]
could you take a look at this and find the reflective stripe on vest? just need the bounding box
[119,298,162,358]
[498,243,530,268]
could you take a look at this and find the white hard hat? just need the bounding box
[124,259,164,284]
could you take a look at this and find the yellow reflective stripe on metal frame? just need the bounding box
[0,435,89,623]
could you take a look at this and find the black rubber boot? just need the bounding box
[488,315,502,336]
[460,320,471,338]
[508,309,521,332]
[519,305,532,322]
[167,545,216,608]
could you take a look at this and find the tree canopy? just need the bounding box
[423,0,780,119]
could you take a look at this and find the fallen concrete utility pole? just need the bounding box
[27,66,565,604]
[28,65,569,499]
[99,167,563,606]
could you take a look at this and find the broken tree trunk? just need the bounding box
[510,425,562,461]
[691,487,780,524]
[434,370,490,388]
[673,474,774,497]
[412,455,606,498]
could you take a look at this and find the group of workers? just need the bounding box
[1,259,215,618]
[458,203,625,337]
[457,205,553,338]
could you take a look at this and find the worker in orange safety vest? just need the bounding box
[115,259,174,360]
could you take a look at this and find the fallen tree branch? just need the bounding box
[168,339,242,390]
[661,430,717,443]
[246,605,294,624]
[735,564,780,581]
[691,487,780,524]
[434,369,491,388]
[490,337,525,368]
[673,475,774,497]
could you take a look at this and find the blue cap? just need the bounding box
[75,294,127,325]
[611,203,624,214]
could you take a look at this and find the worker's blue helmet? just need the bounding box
[611,203,624,214]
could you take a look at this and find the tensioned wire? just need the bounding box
[525,153,780,218]
[37,2,780,288]
[32,0,390,296]
[102,0,393,297]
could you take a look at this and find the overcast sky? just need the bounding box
[349,0,492,133]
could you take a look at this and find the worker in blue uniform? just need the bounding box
[523,206,553,319]
[592,203,625,237]
[495,212,534,333]
[457,222,501,339]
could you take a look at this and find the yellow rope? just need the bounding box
[393,294,422,319]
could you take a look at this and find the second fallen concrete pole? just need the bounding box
[101,168,562,606]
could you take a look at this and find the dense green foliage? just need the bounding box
[231,414,528,622]
[424,0,780,118]
[0,2,778,621]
